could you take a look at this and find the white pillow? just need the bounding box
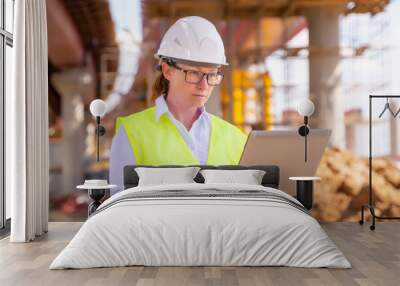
[135,167,200,186]
[200,169,266,185]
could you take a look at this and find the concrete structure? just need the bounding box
[304,6,345,148]
[51,69,92,193]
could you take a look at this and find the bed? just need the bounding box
[50,165,351,269]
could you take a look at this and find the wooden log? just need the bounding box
[313,147,400,221]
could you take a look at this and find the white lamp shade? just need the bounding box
[90,99,107,117]
[297,99,315,117]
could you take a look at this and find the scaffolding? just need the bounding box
[341,8,397,159]
[263,6,394,144]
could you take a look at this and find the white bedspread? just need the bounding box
[50,183,351,269]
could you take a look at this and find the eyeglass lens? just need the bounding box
[185,70,223,86]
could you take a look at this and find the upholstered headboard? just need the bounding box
[123,165,280,190]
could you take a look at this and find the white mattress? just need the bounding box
[50,183,351,269]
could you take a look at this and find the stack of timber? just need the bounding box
[313,147,400,221]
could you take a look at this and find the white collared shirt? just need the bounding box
[109,95,211,194]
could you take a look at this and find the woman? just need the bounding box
[109,16,247,194]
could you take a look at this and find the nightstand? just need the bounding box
[289,177,321,210]
[77,180,117,216]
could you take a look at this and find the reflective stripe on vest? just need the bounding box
[115,107,247,165]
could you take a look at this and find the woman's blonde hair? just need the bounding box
[151,72,169,101]
[151,60,170,101]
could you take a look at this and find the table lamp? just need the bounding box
[297,99,315,162]
[89,99,107,162]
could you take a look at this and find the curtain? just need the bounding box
[7,0,49,242]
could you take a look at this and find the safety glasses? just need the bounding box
[168,62,224,86]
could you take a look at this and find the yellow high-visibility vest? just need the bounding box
[115,107,247,165]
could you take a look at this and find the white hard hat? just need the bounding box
[156,16,228,66]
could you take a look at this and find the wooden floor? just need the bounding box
[0,222,399,286]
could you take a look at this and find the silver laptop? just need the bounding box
[239,129,331,195]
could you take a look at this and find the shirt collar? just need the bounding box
[155,94,207,123]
